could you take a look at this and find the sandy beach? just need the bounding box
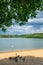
[0,49,43,59]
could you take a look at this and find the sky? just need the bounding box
[0,10,43,35]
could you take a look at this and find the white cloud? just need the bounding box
[6,25,33,34]
[36,10,43,18]
[28,11,43,23]
[6,25,43,34]
[28,18,43,23]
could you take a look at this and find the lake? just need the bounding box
[0,38,43,52]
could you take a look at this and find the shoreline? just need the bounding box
[0,49,43,59]
[0,48,43,53]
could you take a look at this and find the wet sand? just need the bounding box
[0,49,43,59]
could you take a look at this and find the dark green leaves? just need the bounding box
[0,0,43,31]
[2,26,6,32]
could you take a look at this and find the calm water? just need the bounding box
[0,38,43,52]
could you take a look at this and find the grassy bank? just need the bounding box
[0,33,43,38]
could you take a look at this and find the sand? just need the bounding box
[0,49,43,59]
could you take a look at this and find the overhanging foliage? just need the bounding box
[0,0,43,31]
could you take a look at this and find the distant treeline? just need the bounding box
[0,33,43,38]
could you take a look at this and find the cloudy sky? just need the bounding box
[0,10,43,35]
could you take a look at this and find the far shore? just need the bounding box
[0,33,43,38]
[0,49,43,59]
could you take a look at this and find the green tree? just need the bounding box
[0,0,43,31]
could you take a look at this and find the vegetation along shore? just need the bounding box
[0,33,43,38]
